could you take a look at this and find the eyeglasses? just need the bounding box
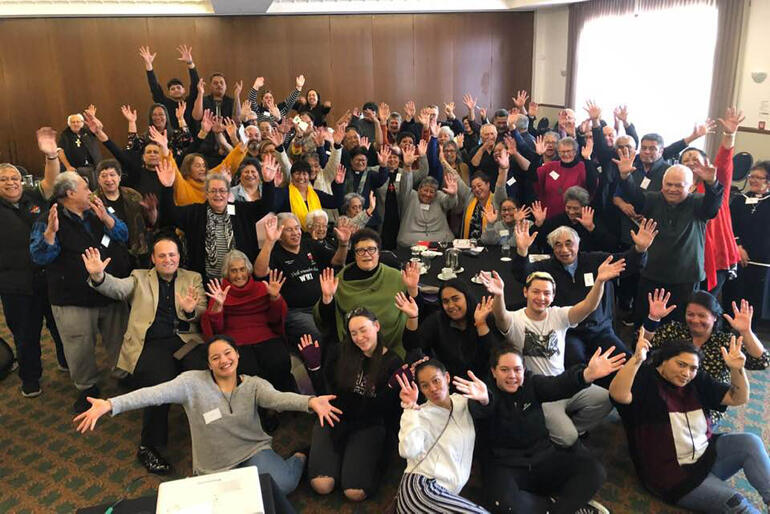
[0,176,22,183]
[748,174,768,181]
[354,246,378,256]
[208,189,228,195]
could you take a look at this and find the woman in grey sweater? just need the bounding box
[74,335,341,494]
[396,173,459,248]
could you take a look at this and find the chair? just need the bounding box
[733,151,753,181]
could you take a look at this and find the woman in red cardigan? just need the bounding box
[530,135,598,219]
[679,107,743,296]
[201,249,295,392]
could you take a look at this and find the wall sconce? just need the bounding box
[751,71,767,83]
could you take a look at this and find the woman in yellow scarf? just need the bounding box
[275,159,346,230]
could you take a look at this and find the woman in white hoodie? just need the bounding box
[394,358,490,513]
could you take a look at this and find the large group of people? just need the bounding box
[1,42,769,513]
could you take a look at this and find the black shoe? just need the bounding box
[73,386,100,414]
[21,380,41,398]
[137,445,172,475]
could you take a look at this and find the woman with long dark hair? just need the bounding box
[643,288,768,424]
[299,303,407,502]
[399,278,501,379]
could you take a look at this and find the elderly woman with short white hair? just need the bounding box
[201,249,295,392]
[396,174,458,248]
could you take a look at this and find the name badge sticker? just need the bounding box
[227,204,236,216]
[640,177,651,190]
[100,235,111,248]
[499,229,510,237]
[746,197,759,205]
[203,408,222,424]
[583,273,594,287]
[549,171,560,181]
[107,206,115,214]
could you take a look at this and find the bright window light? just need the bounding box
[573,4,718,149]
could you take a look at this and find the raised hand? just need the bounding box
[138,45,156,69]
[175,101,187,123]
[401,260,420,292]
[531,200,547,227]
[148,125,168,151]
[83,111,104,135]
[197,78,206,95]
[462,93,477,112]
[176,43,194,65]
[534,135,546,156]
[377,144,392,167]
[295,74,306,90]
[223,117,238,143]
[298,334,322,371]
[252,76,265,90]
[200,109,214,133]
[139,193,159,226]
[334,163,346,185]
[73,397,112,433]
[402,144,418,167]
[44,204,59,236]
[81,247,111,281]
[717,106,745,135]
[333,216,354,244]
[36,127,58,157]
[319,267,339,302]
[378,102,391,124]
[260,153,278,184]
[503,134,518,157]
[479,106,488,121]
[263,215,283,243]
[395,372,419,408]
[267,128,284,147]
[308,395,342,427]
[417,108,431,127]
[265,269,285,299]
[404,100,416,120]
[612,147,636,178]
[394,291,419,319]
[156,157,176,187]
[630,218,659,252]
[614,105,629,124]
[647,288,676,321]
[474,296,494,326]
[367,190,377,214]
[723,299,754,334]
[576,206,595,231]
[359,135,371,151]
[233,80,243,99]
[581,138,594,160]
[444,101,456,119]
[692,160,717,185]
[212,115,225,134]
[528,100,539,118]
[442,172,458,196]
[205,278,231,307]
[583,346,626,382]
[635,328,651,362]
[480,270,505,297]
[176,285,200,313]
[514,221,537,254]
[512,90,529,109]
[513,206,531,223]
[482,203,498,224]
[689,119,717,141]
[88,195,111,224]
[721,335,746,370]
[120,105,137,123]
[496,146,511,170]
[452,370,489,404]
[417,139,428,157]
[596,255,625,282]
[584,99,601,121]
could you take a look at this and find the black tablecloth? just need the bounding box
[397,245,525,310]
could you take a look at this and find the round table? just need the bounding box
[397,245,525,310]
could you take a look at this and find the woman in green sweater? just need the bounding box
[73,335,340,494]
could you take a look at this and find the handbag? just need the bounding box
[384,398,454,514]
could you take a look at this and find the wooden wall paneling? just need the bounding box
[450,14,494,118]
[281,15,335,110]
[0,13,533,171]
[328,15,375,113]
[371,14,415,115]
[489,12,534,112]
[412,14,456,112]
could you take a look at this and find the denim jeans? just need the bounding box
[239,449,304,495]
[677,433,770,513]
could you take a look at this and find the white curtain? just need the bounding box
[570,0,718,149]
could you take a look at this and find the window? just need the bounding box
[573,3,718,148]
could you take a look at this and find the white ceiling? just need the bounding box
[0,0,578,17]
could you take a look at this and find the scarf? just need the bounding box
[289,183,322,231]
[462,195,491,239]
[204,206,234,279]
[315,263,407,357]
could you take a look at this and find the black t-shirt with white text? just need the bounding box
[268,239,334,308]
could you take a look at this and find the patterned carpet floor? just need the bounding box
[0,319,768,513]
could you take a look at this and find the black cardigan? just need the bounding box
[159,182,274,281]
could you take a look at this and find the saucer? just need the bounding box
[470,275,483,284]
[500,257,512,262]
[438,273,457,281]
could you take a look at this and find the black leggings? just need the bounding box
[308,422,386,496]
[237,338,297,393]
[482,449,606,514]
